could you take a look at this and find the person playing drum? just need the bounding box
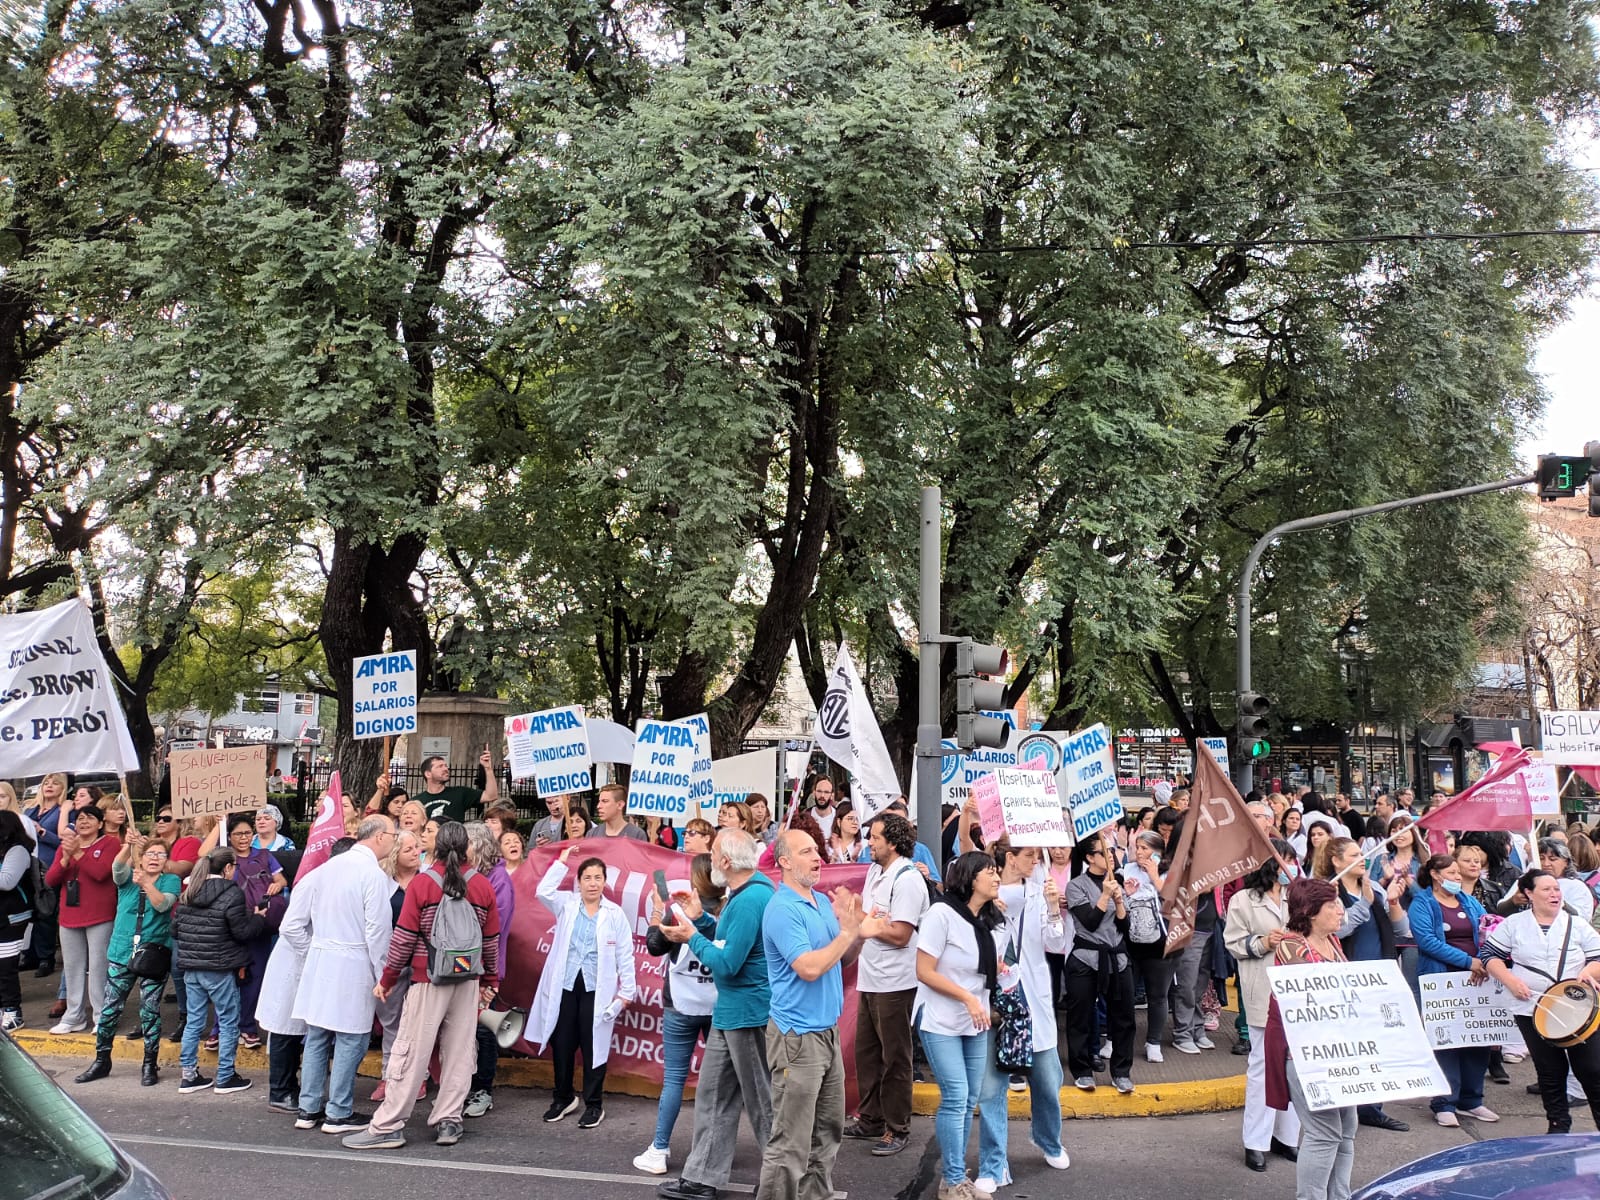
[1480,869,1600,1134]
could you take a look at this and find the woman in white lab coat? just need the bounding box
[530,845,638,1128]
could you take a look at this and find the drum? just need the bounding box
[1532,979,1600,1048]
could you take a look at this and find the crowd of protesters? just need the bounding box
[5,762,1600,1200]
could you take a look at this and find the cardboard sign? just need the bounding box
[172,744,268,818]
[1540,711,1600,765]
[629,714,712,819]
[972,772,1006,844]
[1063,723,1122,841]
[505,705,592,795]
[992,766,1072,847]
[351,651,417,740]
[709,747,778,815]
[1417,971,1517,1050]
[1522,761,1562,817]
[1269,960,1447,1111]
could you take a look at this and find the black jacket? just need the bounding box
[172,876,266,973]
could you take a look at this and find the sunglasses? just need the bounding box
[155,816,174,824]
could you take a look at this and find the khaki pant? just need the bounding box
[369,979,479,1134]
[756,1024,844,1200]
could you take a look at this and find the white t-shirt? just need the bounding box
[857,858,930,993]
[812,806,837,842]
[914,902,1003,1037]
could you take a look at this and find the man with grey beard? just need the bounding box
[656,830,776,1200]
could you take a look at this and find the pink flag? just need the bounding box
[1576,765,1600,793]
[1415,748,1533,855]
[294,769,346,884]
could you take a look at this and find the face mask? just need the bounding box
[1441,880,1463,896]
[1277,869,1294,887]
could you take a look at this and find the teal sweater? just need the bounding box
[689,871,774,1030]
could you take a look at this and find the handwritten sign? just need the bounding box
[1063,723,1122,841]
[993,766,1072,847]
[1540,711,1600,765]
[1269,960,1447,1111]
[351,651,417,740]
[1417,971,1517,1049]
[172,744,268,818]
[972,772,1005,844]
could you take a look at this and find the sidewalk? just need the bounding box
[10,963,1246,1118]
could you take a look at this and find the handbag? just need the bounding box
[126,890,173,980]
[993,904,1034,1071]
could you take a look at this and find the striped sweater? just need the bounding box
[381,866,502,990]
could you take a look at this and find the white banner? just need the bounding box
[505,705,592,795]
[709,748,778,815]
[587,717,637,766]
[351,651,418,741]
[1540,711,1600,765]
[1521,761,1562,817]
[628,714,711,819]
[1063,723,1122,841]
[0,599,139,776]
[1417,971,1517,1050]
[814,641,900,819]
[1269,960,1447,1111]
[1200,736,1230,779]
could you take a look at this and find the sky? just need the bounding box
[1525,290,1599,464]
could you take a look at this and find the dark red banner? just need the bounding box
[501,841,870,1104]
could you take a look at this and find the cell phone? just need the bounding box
[65,879,80,907]
[652,869,678,924]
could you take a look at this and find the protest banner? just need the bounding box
[586,717,637,768]
[505,705,592,796]
[1417,971,1517,1050]
[628,714,711,819]
[1159,741,1281,950]
[1269,959,1447,1111]
[0,598,140,776]
[1539,711,1600,765]
[1199,736,1230,778]
[171,744,268,818]
[503,840,868,1108]
[710,747,778,815]
[992,766,1071,847]
[351,651,417,740]
[1062,723,1121,841]
[1522,760,1562,818]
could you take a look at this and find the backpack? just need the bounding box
[425,868,484,984]
[1125,872,1165,945]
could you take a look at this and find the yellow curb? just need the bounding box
[14,1031,1244,1116]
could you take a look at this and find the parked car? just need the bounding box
[0,1030,172,1199]
[1353,1133,1600,1199]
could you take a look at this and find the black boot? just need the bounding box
[75,1050,113,1084]
[141,1048,160,1087]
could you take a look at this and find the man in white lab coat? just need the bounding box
[288,815,396,1133]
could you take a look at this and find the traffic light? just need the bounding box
[1588,441,1600,518]
[1536,452,1593,501]
[955,639,1010,752]
[1237,691,1271,760]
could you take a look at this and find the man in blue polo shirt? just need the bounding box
[757,830,862,1200]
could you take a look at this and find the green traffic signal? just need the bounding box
[1249,739,1271,759]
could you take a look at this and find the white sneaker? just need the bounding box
[1145,1043,1164,1063]
[49,1019,89,1035]
[1042,1150,1070,1170]
[1172,1038,1202,1055]
[1195,1034,1215,1050]
[1463,1106,1499,1123]
[633,1145,669,1175]
[1501,1051,1525,1064]
[1435,1111,1460,1128]
[972,1170,1011,1195]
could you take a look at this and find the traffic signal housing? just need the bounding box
[955,639,1010,752]
[1588,441,1600,518]
[1237,691,1271,760]
[1537,452,1593,501]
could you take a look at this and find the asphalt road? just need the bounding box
[31,1050,1569,1200]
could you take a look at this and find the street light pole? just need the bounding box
[915,486,945,865]
[1236,472,1535,794]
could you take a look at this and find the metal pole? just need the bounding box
[1235,473,1534,794]
[916,486,943,865]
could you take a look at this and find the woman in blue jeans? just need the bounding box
[915,851,1004,1200]
[1411,853,1496,1128]
[635,854,724,1174]
[973,840,1071,1196]
[170,847,267,1094]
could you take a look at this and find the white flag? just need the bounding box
[0,599,140,776]
[815,641,901,819]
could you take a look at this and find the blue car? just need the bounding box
[1354,1133,1600,1199]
